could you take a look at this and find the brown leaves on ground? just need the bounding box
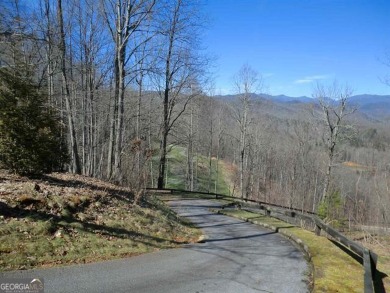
[0,169,200,271]
[0,169,135,219]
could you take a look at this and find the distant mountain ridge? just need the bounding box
[214,93,390,120]
[214,93,312,103]
[345,94,390,120]
[261,94,313,103]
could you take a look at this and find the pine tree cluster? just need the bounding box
[0,69,68,174]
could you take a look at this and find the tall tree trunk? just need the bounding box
[322,149,334,204]
[136,74,143,181]
[57,0,81,174]
[112,45,126,182]
[107,77,117,179]
[240,102,248,199]
[157,86,169,189]
[158,28,174,188]
[208,149,212,193]
[208,109,213,193]
[186,109,194,191]
[148,96,154,187]
[44,0,54,106]
[214,134,221,194]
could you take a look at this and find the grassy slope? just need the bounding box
[163,145,232,195]
[0,171,200,271]
[344,231,390,291]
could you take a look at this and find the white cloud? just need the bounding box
[295,79,313,84]
[294,74,331,84]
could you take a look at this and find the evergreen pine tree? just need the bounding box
[0,69,68,174]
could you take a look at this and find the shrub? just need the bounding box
[0,69,68,174]
[318,189,346,228]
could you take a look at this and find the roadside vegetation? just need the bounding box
[0,170,200,271]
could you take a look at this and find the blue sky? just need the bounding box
[203,0,390,97]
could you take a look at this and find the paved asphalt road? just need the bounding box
[1,199,309,293]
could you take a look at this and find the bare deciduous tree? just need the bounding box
[155,0,207,189]
[101,0,156,181]
[313,81,356,205]
[232,64,263,199]
[57,0,82,174]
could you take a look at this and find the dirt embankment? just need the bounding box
[0,170,199,271]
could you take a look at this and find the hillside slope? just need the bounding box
[162,145,234,195]
[0,170,200,271]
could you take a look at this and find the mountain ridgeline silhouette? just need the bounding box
[215,93,390,120]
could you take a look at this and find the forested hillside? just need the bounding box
[1,0,389,233]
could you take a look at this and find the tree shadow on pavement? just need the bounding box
[204,231,277,243]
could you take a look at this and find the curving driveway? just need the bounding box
[0,199,309,293]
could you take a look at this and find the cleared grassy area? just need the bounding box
[165,145,187,190]
[0,171,201,271]
[159,145,231,195]
[218,209,366,293]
